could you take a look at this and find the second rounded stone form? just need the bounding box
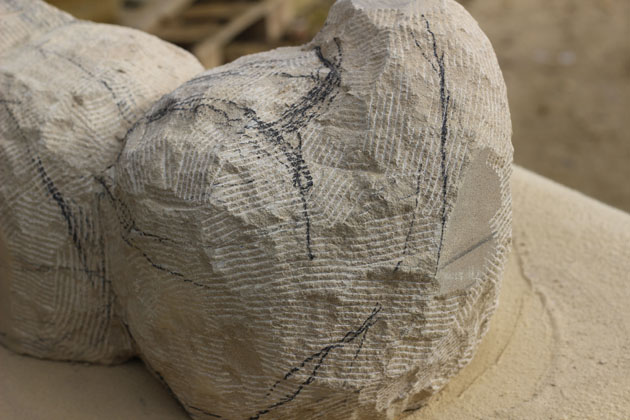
[0,0,203,362]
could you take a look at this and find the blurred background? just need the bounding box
[46,0,630,212]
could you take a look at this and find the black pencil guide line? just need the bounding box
[94,176,216,291]
[3,99,115,303]
[187,405,224,419]
[395,16,451,273]
[252,303,382,420]
[33,156,115,343]
[139,40,342,261]
[1,95,121,350]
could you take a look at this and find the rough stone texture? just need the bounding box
[0,0,203,363]
[7,166,630,420]
[0,0,73,53]
[0,0,512,416]
[111,0,512,418]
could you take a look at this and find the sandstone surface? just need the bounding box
[111,0,512,417]
[0,0,203,362]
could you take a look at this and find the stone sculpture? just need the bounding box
[0,0,512,418]
[0,0,203,362]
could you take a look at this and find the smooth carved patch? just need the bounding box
[437,149,502,294]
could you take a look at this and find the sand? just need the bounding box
[461,0,630,212]
[1,166,629,418]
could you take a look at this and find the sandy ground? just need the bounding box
[2,166,629,419]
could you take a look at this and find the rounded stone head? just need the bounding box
[0,0,203,362]
[111,0,512,418]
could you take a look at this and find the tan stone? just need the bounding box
[0,0,73,53]
[111,0,512,417]
[0,0,203,362]
[1,0,511,417]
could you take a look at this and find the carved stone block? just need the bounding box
[0,0,203,362]
[112,0,512,417]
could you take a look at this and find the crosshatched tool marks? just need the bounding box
[106,0,512,416]
[1,1,513,418]
[1,99,115,351]
[95,176,216,291]
[252,304,382,420]
[0,7,203,363]
[137,39,343,262]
